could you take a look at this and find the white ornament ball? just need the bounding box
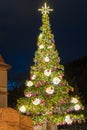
[25,92,32,97]
[44,69,51,77]
[44,56,50,62]
[31,75,36,80]
[46,87,54,94]
[48,46,52,49]
[32,98,41,105]
[53,77,61,85]
[39,45,44,49]
[65,115,73,124]
[26,81,33,87]
[19,106,26,113]
[39,33,43,39]
[74,104,81,111]
[71,97,78,104]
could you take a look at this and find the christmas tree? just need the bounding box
[17,3,85,126]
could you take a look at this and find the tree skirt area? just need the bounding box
[34,122,57,130]
[0,107,33,130]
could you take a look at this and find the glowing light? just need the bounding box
[38,3,53,14]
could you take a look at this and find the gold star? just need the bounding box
[38,3,53,14]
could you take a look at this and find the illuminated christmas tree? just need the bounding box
[17,3,85,126]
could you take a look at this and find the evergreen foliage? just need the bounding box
[17,3,85,126]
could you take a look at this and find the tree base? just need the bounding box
[34,122,57,130]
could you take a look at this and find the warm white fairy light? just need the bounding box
[38,3,53,14]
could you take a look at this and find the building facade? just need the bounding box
[0,55,11,107]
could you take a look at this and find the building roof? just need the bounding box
[0,55,5,63]
[0,55,11,70]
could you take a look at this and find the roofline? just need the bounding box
[0,63,11,70]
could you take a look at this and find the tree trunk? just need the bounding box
[47,122,51,130]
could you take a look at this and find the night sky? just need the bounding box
[0,0,87,77]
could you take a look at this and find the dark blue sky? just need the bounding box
[0,0,87,76]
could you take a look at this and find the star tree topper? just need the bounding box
[38,3,53,14]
